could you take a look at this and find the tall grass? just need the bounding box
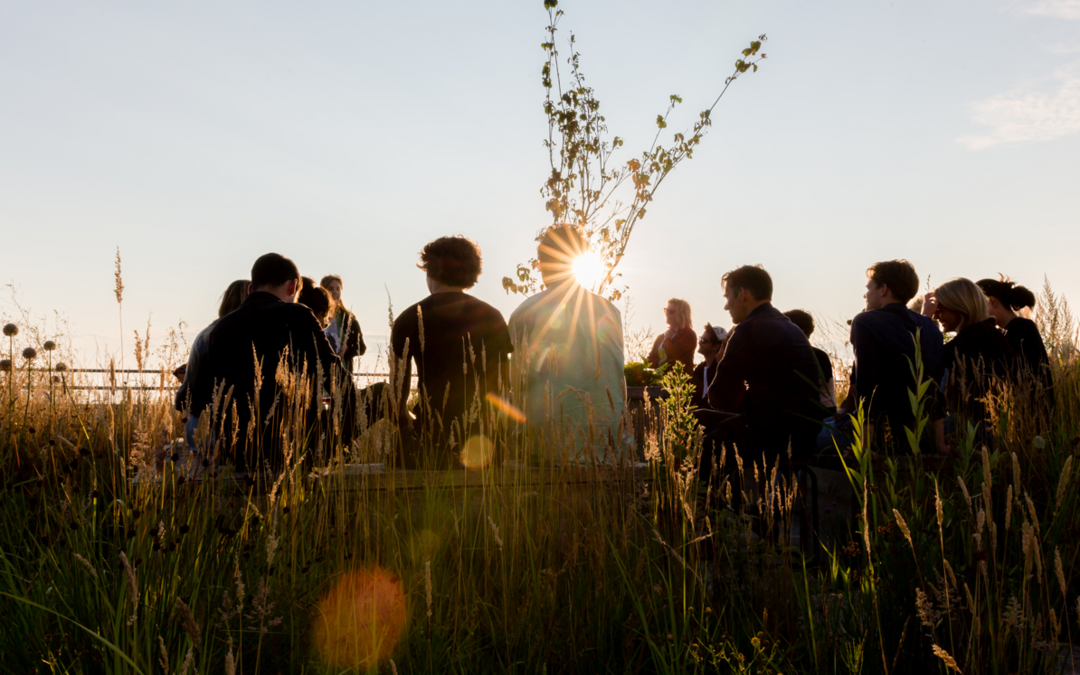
[1,290,1077,674]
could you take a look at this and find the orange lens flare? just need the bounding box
[312,567,408,670]
[485,392,526,423]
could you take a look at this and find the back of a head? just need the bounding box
[867,260,919,304]
[251,253,300,291]
[218,279,250,318]
[977,277,1036,312]
[537,224,589,286]
[301,276,317,292]
[420,236,482,289]
[783,309,814,337]
[298,285,333,324]
[667,298,693,329]
[935,278,989,330]
[721,265,772,301]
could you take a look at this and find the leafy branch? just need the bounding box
[504,0,767,301]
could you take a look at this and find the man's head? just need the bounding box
[251,253,301,303]
[419,236,482,290]
[320,274,344,303]
[537,223,589,287]
[783,309,815,338]
[721,265,772,324]
[865,260,918,310]
[698,323,729,361]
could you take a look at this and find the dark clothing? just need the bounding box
[191,292,356,473]
[849,303,944,451]
[706,303,821,463]
[648,326,696,377]
[1003,317,1054,406]
[811,347,836,413]
[690,361,716,410]
[334,307,366,373]
[941,318,1014,424]
[390,292,512,460]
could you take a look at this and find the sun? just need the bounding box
[572,251,605,289]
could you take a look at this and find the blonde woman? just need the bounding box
[648,298,696,376]
[922,277,1013,432]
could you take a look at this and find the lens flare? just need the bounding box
[312,567,408,670]
[572,251,605,289]
[485,392,526,423]
[460,434,495,470]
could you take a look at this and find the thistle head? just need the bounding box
[55,362,68,372]
[22,347,37,361]
[0,359,10,372]
[2,324,17,337]
[43,340,57,351]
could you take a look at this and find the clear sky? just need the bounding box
[2,0,1078,370]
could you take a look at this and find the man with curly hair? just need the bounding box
[390,235,512,467]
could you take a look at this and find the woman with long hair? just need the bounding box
[647,298,696,376]
[922,277,1013,437]
[977,277,1053,401]
[175,279,249,452]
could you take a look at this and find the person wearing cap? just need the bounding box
[690,323,728,410]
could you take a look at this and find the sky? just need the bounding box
[2,0,1078,371]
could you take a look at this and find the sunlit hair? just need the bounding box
[783,309,814,337]
[320,274,343,289]
[419,236,482,289]
[934,277,989,331]
[251,252,300,290]
[666,298,692,330]
[218,279,249,318]
[977,276,1036,311]
[721,265,772,301]
[537,223,589,286]
[866,260,919,304]
[298,285,334,326]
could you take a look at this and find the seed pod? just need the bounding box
[2,323,18,337]
[22,347,37,360]
[43,340,57,351]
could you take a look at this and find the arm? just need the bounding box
[706,326,752,412]
[389,313,414,426]
[646,334,664,368]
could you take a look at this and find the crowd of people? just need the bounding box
[174,228,1054,478]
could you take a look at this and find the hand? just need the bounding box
[921,293,937,317]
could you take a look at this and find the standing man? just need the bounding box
[321,274,366,374]
[193,253,356,473]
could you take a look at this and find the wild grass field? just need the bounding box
[1,283,1078,674]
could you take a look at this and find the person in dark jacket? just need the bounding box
[783,309,836,415]
[922,277,1013,441]
[703,265,820,475]
[390,236,512,468]
[321,274,367,373]
[977,277,1054,407]
[175,279,248,451]
[689,324,728,410]
[840,260,945,454]
[192,253,356,474]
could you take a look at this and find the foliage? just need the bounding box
[503,1,767,301]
